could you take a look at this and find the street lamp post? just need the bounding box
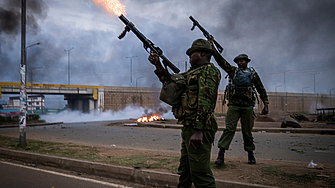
[126,56,137,86]
[136,76,144,88]
[310,73,320,94]
[25,43,40,83]
[19,0,41,147]
[64,47,74,85]
[283,70,290,92]
[275,85,282,109]
[19,0,27,147]
[302,86,309,113]
[283,70,290,113]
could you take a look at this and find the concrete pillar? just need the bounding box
[67,99,74,111]
[88,99,95,113]
[75,99,83,111]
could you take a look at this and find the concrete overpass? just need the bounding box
[0,82,104,113]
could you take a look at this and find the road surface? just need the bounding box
[0,160,147,188]
[0,121,334,164]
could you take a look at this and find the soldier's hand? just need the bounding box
[261,104,269,115]
[207,38,216,51]
[148,51,160,65]
[189,130,203,149]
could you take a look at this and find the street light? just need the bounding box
[310,73,320,93]
[25,42,40,82]
[64,47,74,85]
[136,76,144,88]
[275,85,282,109]
[275,85,282,93]
[283,70,290,113]
[126,56,137,86]
[283,70,290,92]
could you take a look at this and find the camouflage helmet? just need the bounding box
[186,39,214,56]
[233,54,251,63]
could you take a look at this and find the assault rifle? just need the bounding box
[118,14,180,73]
[189,16,224,53]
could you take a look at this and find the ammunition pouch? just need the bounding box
[228,85,254,100]
[159,74,186,107]
[172,85,199,120]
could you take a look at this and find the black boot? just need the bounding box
[215,148,225,165]
[248,151,256,164]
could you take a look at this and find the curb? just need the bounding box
[135,122,335,135]
[0,148,279,188]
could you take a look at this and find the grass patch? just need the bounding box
[262,165,335,187]
[0,135,179,173]
[281,173,316,184]
[105,155,179,173]
[263,166,280,174]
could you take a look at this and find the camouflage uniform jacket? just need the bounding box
[213,51,269,107]
[155,63,221,131]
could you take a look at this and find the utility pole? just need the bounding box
[283,70,290,113]
[19,0,27,147]
[64,47,74,85]
[275,85,282,109]
[126,56,137,86]
[310,73,320,93]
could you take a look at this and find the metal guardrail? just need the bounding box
[0,82,104,97]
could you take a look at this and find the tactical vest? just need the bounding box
[224,67,258,104]
[170,65,208,120]
[159,66,204,107]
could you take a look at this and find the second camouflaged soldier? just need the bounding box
[209,40,269,165]
[149,39,221,188]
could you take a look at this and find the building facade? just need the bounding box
[2,94,45,112]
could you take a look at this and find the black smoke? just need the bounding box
[0,0,48,37]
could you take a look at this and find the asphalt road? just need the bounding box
[0,121,334,164]
[0,160,147,188]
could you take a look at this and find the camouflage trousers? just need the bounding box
[218,105,255,152]
[177,126,216,188]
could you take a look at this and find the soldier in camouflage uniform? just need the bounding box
[209,40,269,165]
[149,39,221,188]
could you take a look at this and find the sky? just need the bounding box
[1,0,335,97]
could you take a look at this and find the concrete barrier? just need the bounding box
[0,148,279,188]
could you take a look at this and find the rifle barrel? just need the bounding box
[118,14,180,73]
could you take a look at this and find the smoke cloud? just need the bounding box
[1,0,334,97]
[40,106,174,123]
[0,0,48,37]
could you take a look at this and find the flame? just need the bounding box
[137,115,163,122]
[91,0,126,16]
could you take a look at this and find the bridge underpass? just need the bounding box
[0,82,104,113]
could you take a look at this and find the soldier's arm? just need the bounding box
[193,65,221,130]
[149,51,170,83]
[209,40,235,75]
[253,72,269,105]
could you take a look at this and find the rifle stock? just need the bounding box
[189,16,224,53]
[118,14,180,73]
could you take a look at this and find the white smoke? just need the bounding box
[39,105,174,123]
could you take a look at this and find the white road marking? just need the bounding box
[0,161,132,188]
